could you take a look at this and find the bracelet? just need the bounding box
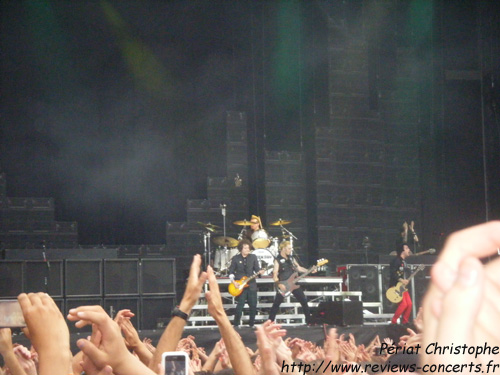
[171,306,189,321]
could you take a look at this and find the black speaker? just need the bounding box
[65,260,102,297]
[0,261,23,297]
[141,258,175,295]
[25,260,63,297]
[140,296,176,330]
[65,298,103,333]
[347,265,380,302]
[316,301,363,326]
[104,259,139,296]
[412,264,431,310]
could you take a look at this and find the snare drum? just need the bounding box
[252,249,275,275]
[251,229,270,249]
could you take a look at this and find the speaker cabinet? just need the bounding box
[140,296,176,330]
[141,259,175,295]
[25,260,63,297]
[412,264,431,310]
[0,261,23,297]
[347,265,380,302]
[104,259,139,296]
[65,298,103,333]
[65,260,102,297]
[316,301,363,326]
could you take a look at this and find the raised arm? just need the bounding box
[18,293,72,375]
[0,328,26,375]
[149,254,207,371]
[205,265,253,375]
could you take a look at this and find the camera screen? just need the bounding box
[164,354,187,375]
[0,300,26,328]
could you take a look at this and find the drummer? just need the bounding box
[246,215,270,249]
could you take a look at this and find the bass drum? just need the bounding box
[214,247,238,272]
[251,229,270,249]
[252,249,275,275]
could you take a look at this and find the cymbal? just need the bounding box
[213,236,239,247]
[197,222,220,232]
[269,219,292,226]
[233,220,253,226]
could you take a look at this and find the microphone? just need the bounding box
[220,203,226,217]
[411,231,419,243]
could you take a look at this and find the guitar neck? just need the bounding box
[407,268,422,282]
[245,273,260,283]
[294,266,316,282]
[243,267,271,283]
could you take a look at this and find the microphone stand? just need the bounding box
[42,243,50,293]
[411,230,420,252]
[203,231,212,268]
[279,224,297,255]
[220,203,229,264]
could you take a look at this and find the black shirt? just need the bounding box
[389,256,408,287]
[228,253,261,291]
[275,254,297,282]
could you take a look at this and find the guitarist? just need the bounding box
[228,239,265,327]
[268,241,314,325]
[389,242,413,324]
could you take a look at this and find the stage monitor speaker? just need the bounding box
[104,259,139,296]
[65,260,102,297]
[140,296,176,330]
[316,301,363,326]
[65,298,103,333]
[25,260,63,297]
[141,258,175,295]
[0,261,23,297]
[347,265,380,302]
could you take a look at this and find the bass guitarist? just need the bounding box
[389,242,413,324]
[228,239,265,327]
[268,241,314,325]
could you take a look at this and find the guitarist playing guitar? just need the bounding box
[268,241,316,325]
[228,239,265,328]
[389,242,413,324]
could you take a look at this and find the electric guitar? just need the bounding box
[228,265,273,297]
[389,248,436,256]
[276,259,329,297]
[385,264,425,303]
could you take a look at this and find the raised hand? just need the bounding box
[422,221,500,370]
[67,305,156,375]
[17,293,72,375]
[255,325,280,375]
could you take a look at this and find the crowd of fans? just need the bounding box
[0,221,499,375]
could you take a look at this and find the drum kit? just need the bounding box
[197,214,297,276]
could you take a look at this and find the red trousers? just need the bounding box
[391,291,412,324]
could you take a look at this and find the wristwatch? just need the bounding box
[171,306,189,321]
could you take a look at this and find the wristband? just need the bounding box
[171,306,189,321]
